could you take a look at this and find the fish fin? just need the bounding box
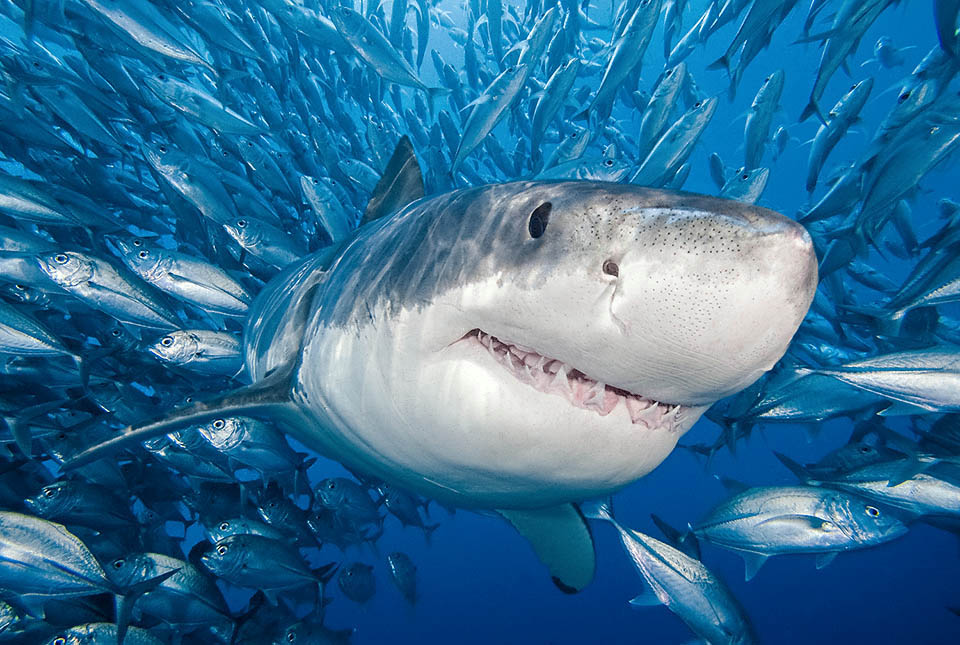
[361,135,424,226]
[628,588,664,607]
[815,551,839,570]
[498,504,596,593]
[885,459,926,487]
[799,97,826,124]
[425,86,451,118]
[773,451,813,483]
[114,567,181,645]
[741,551,769,581]
[61,361,300,471]
[706,54,729,74]
[716,475,750,495]
[878,400,931,417]
[650,513,701,561]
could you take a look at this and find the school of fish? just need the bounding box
[0,0,959,643]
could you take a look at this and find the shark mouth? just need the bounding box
[462,329,686,431]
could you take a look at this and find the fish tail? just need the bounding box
[799,97,826,124]
[706,54,729,74]
[425,86,451,118]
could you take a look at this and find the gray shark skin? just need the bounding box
[67,164,817,592]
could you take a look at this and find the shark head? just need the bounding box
[296,181,817,508]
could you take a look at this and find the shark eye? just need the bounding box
[217,544,228,555]
[865,506,880,517]
[602,260,619,277]
[528,203,551,239]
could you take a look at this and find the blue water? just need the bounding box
[1,0,959,643]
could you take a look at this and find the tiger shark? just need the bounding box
[67,139,817,592]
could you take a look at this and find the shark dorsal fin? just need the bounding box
[361,136,424,226]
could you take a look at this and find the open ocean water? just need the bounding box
[0,0,959,643]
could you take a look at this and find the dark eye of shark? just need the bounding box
[602,260,619,277]
[528,203,551,239]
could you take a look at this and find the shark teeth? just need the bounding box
[464,329,683,432]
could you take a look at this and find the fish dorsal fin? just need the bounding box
[361,135,424,226]
[498,504,596,594]
[741,551,769,581]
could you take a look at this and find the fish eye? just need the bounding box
[14,284,25,290]
[53,638,66,645]
[602,259,619,277]
[287,631,297,642]
[898,91,911,103]
[43,487,56,497]
[570,132,578,139]
[742,172,749,180]
[528,202,551,239]
[57,432,66,440]
[219,521,230,530]
[345,569,353,577]
[850,84,857,90]
[246,140,254,147]
[217,544,228,555]
[138,250,149,259]
[694,101,702,108]
[111,328,122,337]
[859,446,872,454]
[54,254,68,264]
[326,481,336,490]
[158,145,167,153]
[113,559,125,568]
[213,419,225,429]
[268,501,278,508]
[865,506,880,517]
[605,159,614,166]
[237,219,247,228]
[132,239,142,246]
[160,336,174,347]
[157,74,166,81]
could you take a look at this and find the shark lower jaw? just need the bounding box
[458,328,689,432]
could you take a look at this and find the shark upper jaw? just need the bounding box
[456,328,691,433]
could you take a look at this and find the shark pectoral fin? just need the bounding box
[498,504,595,594]
[815,551,839,570]
[740,551,769,581]
[361,135,424,226]
[61,363,300,471]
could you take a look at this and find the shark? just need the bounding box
[66,139,818,593]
